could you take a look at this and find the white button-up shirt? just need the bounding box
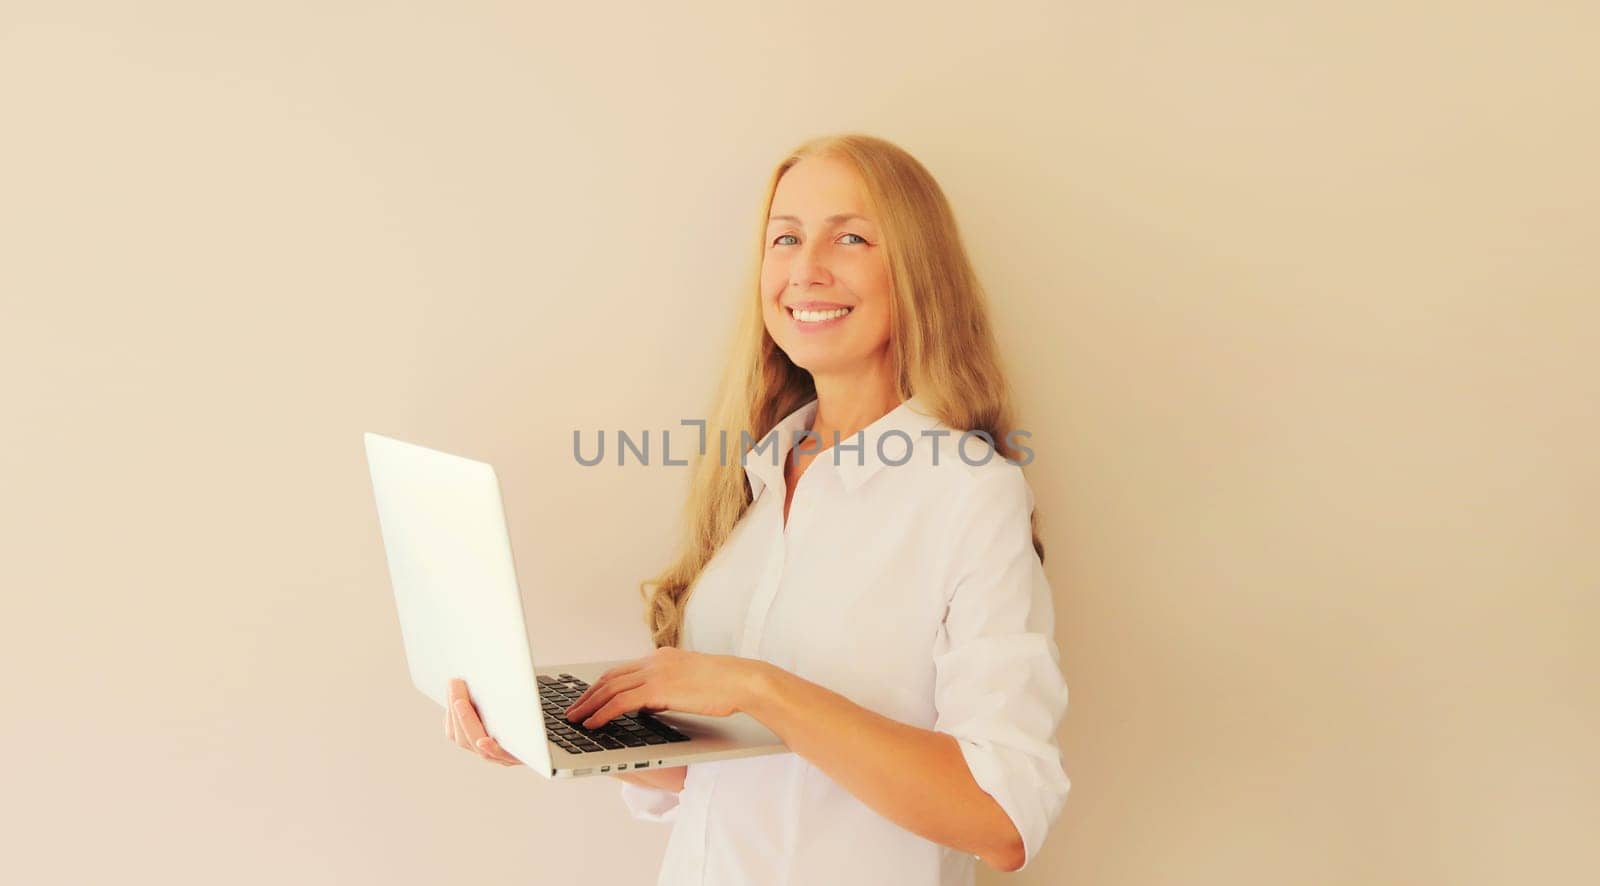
[619,394,1070,885]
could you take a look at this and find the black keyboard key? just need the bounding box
[642,722,687,740]
[660,724,691,740]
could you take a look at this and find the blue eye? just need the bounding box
[770,233,869,246]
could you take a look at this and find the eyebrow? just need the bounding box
[766,213,875,226]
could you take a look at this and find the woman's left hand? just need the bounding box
[562,647,766,730]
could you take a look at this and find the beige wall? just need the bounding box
[3,3,1595,884]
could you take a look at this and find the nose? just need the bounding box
[788,239,833,290]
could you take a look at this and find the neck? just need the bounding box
[806,357,902,447]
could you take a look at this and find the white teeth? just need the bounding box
[792,307,852,323]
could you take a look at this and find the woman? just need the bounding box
[444,133,1070,884]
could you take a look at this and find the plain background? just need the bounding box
[3,2,1595,884]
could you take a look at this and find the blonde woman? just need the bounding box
[444,133,1070,884]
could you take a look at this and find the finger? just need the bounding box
[565,679,604,720]
[567,672,647,723]
[472,734,510,764]
[476,736,523,766]
[451,697,480,745]
[568,683,596,712]
[449,680,482,748]
[453,697,490,747]
[444,707,455,742]
[582,687,644,730]
[569,660,644,711]
[570,669,651,719]
[450,705,474,750]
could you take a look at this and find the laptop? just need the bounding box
[363,431,788,779]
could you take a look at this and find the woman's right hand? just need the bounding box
[443,677,684,788]
[444,677,523,766]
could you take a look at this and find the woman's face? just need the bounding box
[760,155,892,378]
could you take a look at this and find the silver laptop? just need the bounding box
[363,431,788,779]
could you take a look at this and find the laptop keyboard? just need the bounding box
[538,673,692,755]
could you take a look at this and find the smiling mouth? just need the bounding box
[789,306,853,323]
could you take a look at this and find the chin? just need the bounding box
[783,349,859,375]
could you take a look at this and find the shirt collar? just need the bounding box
[742,394,942,500]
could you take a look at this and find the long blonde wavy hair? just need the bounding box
[638,133,1044,649]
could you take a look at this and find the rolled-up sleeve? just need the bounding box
[619,779,683,823]
[931,464,1071,871]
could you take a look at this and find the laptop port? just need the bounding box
[636,761,650,768]
[600,765,610,772]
